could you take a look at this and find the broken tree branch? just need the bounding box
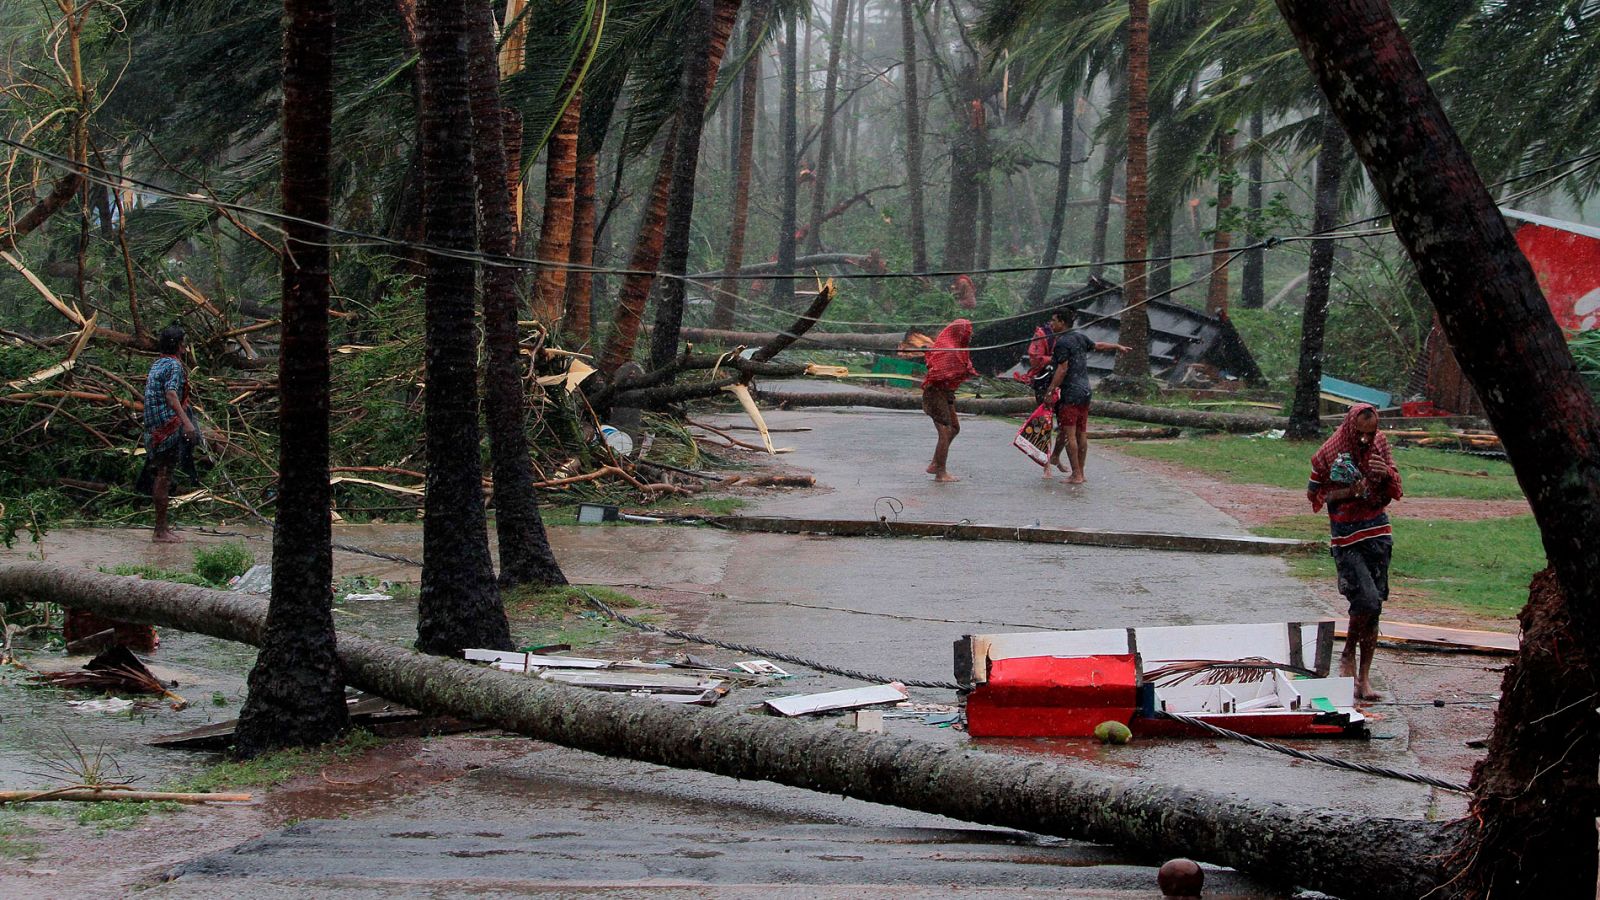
[752,280,835,363]
[0,564,1454,900]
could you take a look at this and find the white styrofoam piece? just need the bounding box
[764,684,909,717]
[466,648,612,669]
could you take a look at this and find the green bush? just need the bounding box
[192,542,254,586]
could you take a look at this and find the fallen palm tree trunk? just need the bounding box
[754,387,1282,434]
[0,563,1452,899]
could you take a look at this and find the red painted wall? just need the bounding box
[1514,222,1600,332]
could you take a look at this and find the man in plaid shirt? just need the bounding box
[138,324,198,542]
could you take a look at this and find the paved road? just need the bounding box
[5,396,1456,898]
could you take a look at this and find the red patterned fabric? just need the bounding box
[1308,403,1402,514]
[923,319,977,390]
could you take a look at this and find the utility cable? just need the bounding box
[577,586,963,690]
[6,135,1596,290]
[1156,710,1469,793]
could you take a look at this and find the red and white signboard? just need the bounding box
[1505,209,1600,332]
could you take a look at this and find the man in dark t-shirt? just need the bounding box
[1036,310,1130,482]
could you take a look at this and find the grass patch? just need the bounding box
[1255,515,1545,616]
[74,799,181,830]
[503,584,644,649]
[192,542,254,585]
[171,729,385,793]
[0,812,43,858]
[102,564,211,587]
[1113,434,1524,500]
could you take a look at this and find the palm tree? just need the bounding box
[771,8,798,305]
[415,0,511,656]
[234,0,348,757]
[1284,109,1345,439]
[1239,109,1265,308]
[561,148,598,342]
[469,0,566,589]
[648,0,730,371]
[803,0,849,254]
[1203,128,1234,316]
[597,0,743,374]
[1111,0,1151,383]
[1025,89,1078,308]
[898,0,929,272]
[712,0,769,330]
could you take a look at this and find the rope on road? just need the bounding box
[1156,710,1470,793]
[577,587,964,691]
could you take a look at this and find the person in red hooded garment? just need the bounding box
[921,319,977,482]
[1307,404,1403,702]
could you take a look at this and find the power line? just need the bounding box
[8,135,1596,290]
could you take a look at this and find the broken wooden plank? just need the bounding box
[1335,619,1519,655]
[764,684,909,717]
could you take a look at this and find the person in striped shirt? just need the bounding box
[1307,404,1403,702]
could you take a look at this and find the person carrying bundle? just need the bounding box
[921,319,977,483]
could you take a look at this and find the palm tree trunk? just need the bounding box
[649,0,737,371]
[561,150,597,343]
[1111,0,1151,382]
[713,0,767,331]
[1274,5,1600,893]
[1285,111,1345,440]
[1204,130,1234,317]
[531,85,581,327]
[599,138,677,375]
[468,0,565,590]
[414,0,510,657]
[1240,110,1265,309]
[804,0,850,255]
[235,0,348,758]
[941,68,985,273]
[1148,214,1172,300]
[1026,95,1076,308]
[846,0,865,193]
[772,10,799,304]
[898,0,928,272]
[1088,152,1116,280]
[599,0,741,374]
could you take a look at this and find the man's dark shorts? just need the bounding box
[922,386,959,431]
[1334,536,1391,617]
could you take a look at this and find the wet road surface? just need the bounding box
[1,396,1460,897]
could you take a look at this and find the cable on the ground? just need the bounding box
[577,586,963,690]
[1156,710,1470,793]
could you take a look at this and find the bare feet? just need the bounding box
[152,529,184,544]
[1054,460,1071,474]
[1356,682,1381,702]
[933,472,961,483]
[926,462,939,474]
[1067,473,1086,484]
[1340,658,1356,679]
